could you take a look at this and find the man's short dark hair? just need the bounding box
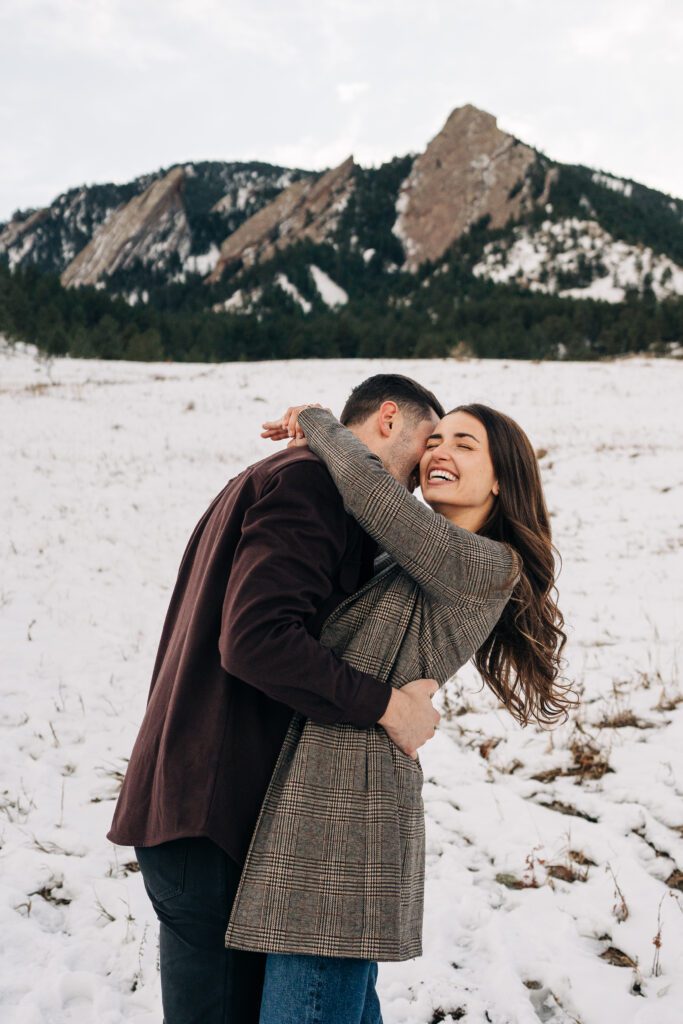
[340,374,444,427]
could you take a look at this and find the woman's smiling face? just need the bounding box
[419,411,499,528]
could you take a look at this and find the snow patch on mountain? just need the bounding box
[591,172,633,198]
[7,231,37,270]
[211,169,300,216]
[310,265,348,307]
[473,218,683,302]
[212,287,263,315]
[274,274,312,313]
[184,244,221,276]
[392,187,417,260]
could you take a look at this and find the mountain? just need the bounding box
[206,156,356,283]
[0,160,307,282]
[1,104,682,362]
[393,104,555,271]
[60,167,190,288]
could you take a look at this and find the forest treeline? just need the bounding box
[1,257,681,362]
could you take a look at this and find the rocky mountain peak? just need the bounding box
[61,166,190,288]
[206,156,356,283]
[394,104,553,270]
[0,208,49,255]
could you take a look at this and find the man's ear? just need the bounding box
[377,401,399,438]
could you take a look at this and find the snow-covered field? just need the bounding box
[1,343,682,1024]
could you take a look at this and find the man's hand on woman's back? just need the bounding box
[378,679,441,760]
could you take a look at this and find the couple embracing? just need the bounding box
[108,373,574,1023]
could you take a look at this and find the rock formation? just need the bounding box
[393,104,554,270]
[206,157,356,283]
[61,167,191,288]
[0,208,49,254]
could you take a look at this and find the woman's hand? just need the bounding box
[261,404,330,444]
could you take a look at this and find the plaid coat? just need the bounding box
[224,408,521,961]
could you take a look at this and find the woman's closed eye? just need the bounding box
[426,443,472,451]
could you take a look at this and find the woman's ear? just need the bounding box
[492,479,500,497]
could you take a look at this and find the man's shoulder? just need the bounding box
[256,446,326,474]
[226,446,339,505]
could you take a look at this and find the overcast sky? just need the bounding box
[1,0,681,222]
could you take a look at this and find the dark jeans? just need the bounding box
[135,837,266,1024]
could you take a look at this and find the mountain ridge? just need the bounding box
[1,104,682,362]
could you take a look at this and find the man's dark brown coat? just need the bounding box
[107,447,392,866]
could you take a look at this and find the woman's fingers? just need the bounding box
[262,403,326,442]
[282,404,314,437]
[283,407,301,437]
[260,421,289,440]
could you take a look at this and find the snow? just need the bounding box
[274,273,312,313]
[473,218,683,302]
[392,185,416,260]
[223,288,245,311]
[395,190,410,216]
[212,286,263,315]
[183,244,220,276]
[212,169,295,217]
[362,248,376,263]
[592,173,634,198]
[1,342,683,1022]
[275,171,295,190]
[7,233,36,270]
[123,290,150,307]
[236,185,251,211]
[330,191,352,216]
[211,193,234,214]
[309,264,348,307]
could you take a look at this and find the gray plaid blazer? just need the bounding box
[224,408,521,961]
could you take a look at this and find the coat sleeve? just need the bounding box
[218,458,393,727]
[298,407,521,607]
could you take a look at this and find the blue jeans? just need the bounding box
[259,952,383,1024]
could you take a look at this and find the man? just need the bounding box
[107,374,444,1023]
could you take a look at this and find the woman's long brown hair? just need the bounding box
[450,404,578,728]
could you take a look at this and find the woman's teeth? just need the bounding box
[428,470,457,482]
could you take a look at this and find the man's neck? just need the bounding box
[348,423,386,463]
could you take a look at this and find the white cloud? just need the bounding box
[270,135,357,173]
[567,0,682,63]
[336,81,369,104]
[2,0,181,67]
[1,0,683,219]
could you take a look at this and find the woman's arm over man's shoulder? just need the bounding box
[297,407,520,608]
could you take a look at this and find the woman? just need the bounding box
[226,401,576,1024]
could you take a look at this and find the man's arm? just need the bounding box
[218,458,392,727]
